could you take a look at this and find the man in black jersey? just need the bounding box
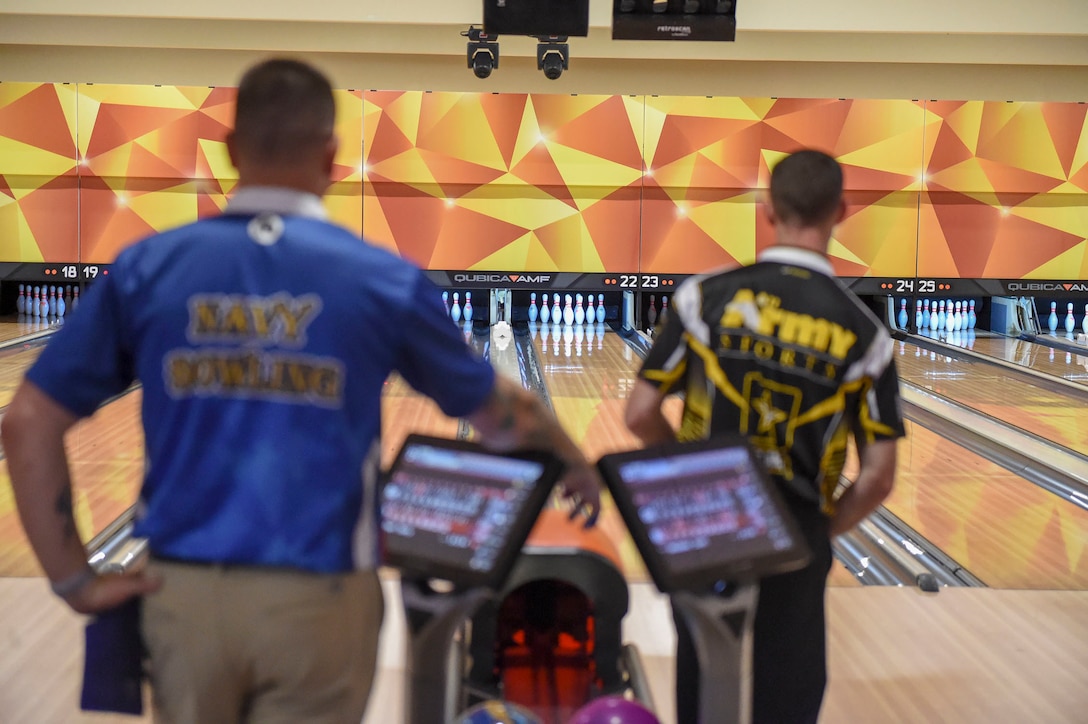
[625,149,905,724]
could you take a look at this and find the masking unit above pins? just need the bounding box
[613,0,738,42]
[483,0,590,37]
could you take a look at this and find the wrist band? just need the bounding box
[50,566,97,599]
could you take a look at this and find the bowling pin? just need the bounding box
[540,293,551,324]
[574,293,585,325]
[71,287,79,312]
[463,292,473,323]
[563,294,575,326]
[922,299,930,329]
[442,291,449,316]
[929,301,938,331]
[937,300,946,332]
[1083,304,1088,336]
[968,300,976,330]
[528,293,538,322]
[16,284,25,315]
[1065,302,1075,334]
[451,292,461,322]
[1048,302,1058,333]
[647,295,657,329]
[660,296,669,325]
[48,286,56,317]
[914,300,922,331]
[552,295,561,324]
[952,301,961,331]
[586,295,596,324]
[38,289,48,318]
[597,294,604,322]
[56,291,66,318]
[898,299,908,330]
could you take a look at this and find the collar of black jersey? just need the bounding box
[758,245,834,277]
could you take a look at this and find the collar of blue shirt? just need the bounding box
[225,186,327,221]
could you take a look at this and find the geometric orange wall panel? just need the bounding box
[363,91,643,272]
[642,97,924,276]
[3,83,1088,286]
[0,83,79,263]
[76,86,363,263]
[920,101,1088,279]
[75,84,237,263]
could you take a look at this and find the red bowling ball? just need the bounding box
[567,695,660,724]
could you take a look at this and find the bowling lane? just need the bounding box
[0,317,57,345]
[0,336,52,410]
[896,339,1088,457]
[845,418,1088,590]
[919,329,1088,389]
[531,324,656,581]
[380,372,462,467]
[528,323,861,587]
[0,391,144,576]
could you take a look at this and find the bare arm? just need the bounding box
[624,378,677,446]
[466,375,602,525]
[829,438,897,537]
[2,381,160,613]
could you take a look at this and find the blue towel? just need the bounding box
[80,597,144,714]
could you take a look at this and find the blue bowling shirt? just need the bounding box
[28,187,496,572]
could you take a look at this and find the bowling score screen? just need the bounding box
[611,443,810,590]
[380,439,556,589]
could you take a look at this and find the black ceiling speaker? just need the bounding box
[483,0,591,37]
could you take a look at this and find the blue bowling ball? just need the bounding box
[455,699,543,724]
[567,695,660,724]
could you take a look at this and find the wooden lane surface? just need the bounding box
[0,391,145,576]
[895,340,1088,457]
[0,316,58,344]
[820,587,1088,723]
[531,326,861,587]
[0,337,51,410]
[5,576,1086,724]
[845,417,1088,589]
[379,372,461,467]
[937,330,1088,388]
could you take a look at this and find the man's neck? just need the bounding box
[773,224,832,257]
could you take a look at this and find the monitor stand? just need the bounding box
[670,582,759,724]
[400,578,492,724]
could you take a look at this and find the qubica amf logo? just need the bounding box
[1006,282,1088,292]
[453,273,553,284]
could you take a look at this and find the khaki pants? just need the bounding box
[142,560,384,724]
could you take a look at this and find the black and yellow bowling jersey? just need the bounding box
[639,246,906,512]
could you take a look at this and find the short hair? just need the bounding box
[769,150,844,226]
[233,58,335,163]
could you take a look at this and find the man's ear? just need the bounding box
[763,200,777,227]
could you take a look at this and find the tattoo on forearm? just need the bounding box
[495,386,517,432]
[54,488,77,541]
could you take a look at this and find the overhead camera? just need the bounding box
[535,36,569,80]
[462,26,499,79]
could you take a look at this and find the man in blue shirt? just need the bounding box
[4,58,601,723]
